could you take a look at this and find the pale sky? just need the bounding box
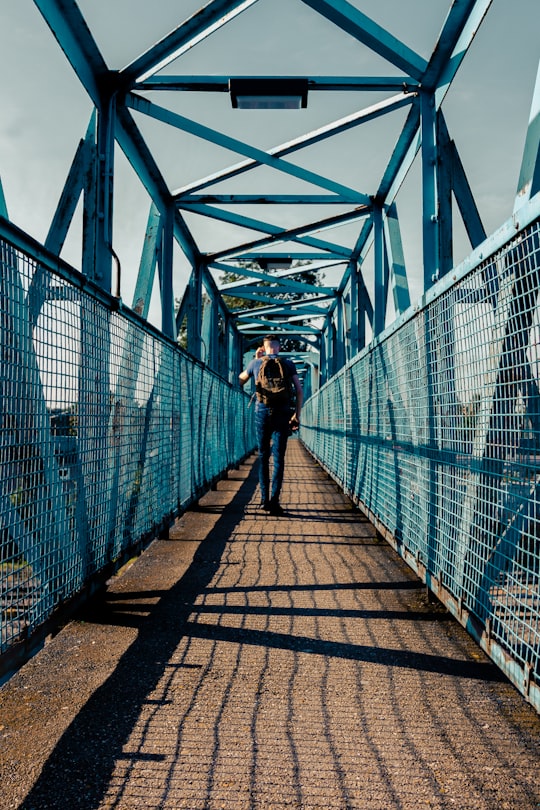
[0,0,538,328]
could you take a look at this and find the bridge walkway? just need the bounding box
[1,441,539,809]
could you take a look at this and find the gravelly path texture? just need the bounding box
[1,440,539,810]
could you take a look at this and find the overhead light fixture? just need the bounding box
[229,78,308,109]
[258,258,293,270]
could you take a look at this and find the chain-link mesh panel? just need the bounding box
[0,236,256,657]
[302,220,540,710]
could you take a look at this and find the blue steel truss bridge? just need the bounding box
[0,0,539,718]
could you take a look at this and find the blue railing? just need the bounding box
[302,208,540,712]
[0,222,256,668]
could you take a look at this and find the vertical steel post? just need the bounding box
[326,313,336,380]
[373,202,385,335]
[82,117,98,282]
[94,93,115,293]
[421,89,440,289]
[323,315,331,382]
[187,264,203,360]
[335,292,345,371]
[436,112,454,278]
[229,326,241,385]
[358,268,367,351]
[349,259,359,358]
[200,282,213,366]
[160,204,176,339]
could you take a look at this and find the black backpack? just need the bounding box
[255,356,291,407]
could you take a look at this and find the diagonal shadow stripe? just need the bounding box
[184,621,505,682]
[188,604,454,622]
[202,579,423,595]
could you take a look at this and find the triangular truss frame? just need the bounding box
[11,0,540,390]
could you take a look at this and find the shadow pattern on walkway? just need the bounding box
[13,442,540,809]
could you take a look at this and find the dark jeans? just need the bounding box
[255,403,290,504]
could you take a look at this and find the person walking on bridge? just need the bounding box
[240,335,303,516]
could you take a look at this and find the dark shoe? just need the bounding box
[261,500,271,511]
[269,502,285,516]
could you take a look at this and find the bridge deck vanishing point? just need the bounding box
[1,440,539,810]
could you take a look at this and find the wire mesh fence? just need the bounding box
[0,230,256,662]
[302,218,540,712]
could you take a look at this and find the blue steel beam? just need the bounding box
[423,0,492,94]
[132,204,162,318]
[229,252,348,261]
[350,218,374,266]
[442,119,487,249]
[432,0,493,106]
[181,195,366,205]
[209,259,339,277]
[348,260,361,356]
[33,0,109,105]
[208,233,351,263]
[515,61,540,212]
[383,202,410,315]
[159,204,176,339]
[377,3,492,206]
[93,94,115,293]
[115,105,200,268]
[219,270,335,296]
[228,289,334,307]
[215,260,343,282]
[27,120,95,325]
[366,2,493,293]
[208,220,352,261]
[81,121,98,285]
[237,317,320,334]
[223,282,329,300]
[233,291,336,307]
[200,279,216,367]
[373,202,386,335]
[204,209,373,262]
[186,264,204,359]
[298,0,427,80]
[45,128,92,254]
[138,75,419,92]
[127,93,370,204]
[175,280,192,334]
[437,112,455,278]
[224,291,313,308]
[421,90,440,289]
[32,2,119,294]
[180,202,369,259]
[376,102,421,203]
[234,284,336,306]
[279,314,326,326]
[120,0,260,85]
[235,303,330,318]
[173,92,413,199]
[324,251,370,314]
[0,179,7,218]
[29,0,503,389]
[315,251,374,361]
